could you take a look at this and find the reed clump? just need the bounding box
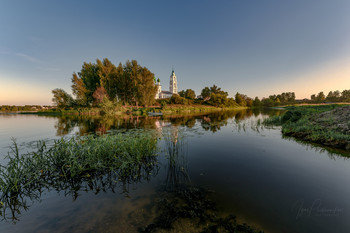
[0,133,158,221]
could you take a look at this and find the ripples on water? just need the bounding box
[0,109,349,233]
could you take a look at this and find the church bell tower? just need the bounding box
[169,69,177,94]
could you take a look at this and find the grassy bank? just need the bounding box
[16,104,246,117]
[264,104,350,150]
[0,132,158,221]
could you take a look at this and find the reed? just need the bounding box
[0,132,158,221]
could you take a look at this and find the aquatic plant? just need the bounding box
[162,127,191,191]
[140,185,264,233]
[0,132,159,222]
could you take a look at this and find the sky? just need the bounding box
[1,0,350,105]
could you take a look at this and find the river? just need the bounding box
[0,109,349,233]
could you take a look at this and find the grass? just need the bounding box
[263,104,350,150]
[0,132,158,221]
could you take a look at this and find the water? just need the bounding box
[0,110,349,233]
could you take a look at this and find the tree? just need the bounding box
[170,94,187,104]
[70,58,158,107]
[209,93,228,107]
[201,85,228,101]
[316,92,326,102]
[311,94,316,102]
[253,97,261,107]
[52,88,74,108]
[114,62,129,104]
[79,62,101,104]
[201,87,211,100]
[275,98,281,105]
[235,92,247,107]
[97,58,118,100]
[341,89,350,102]
[286,92,296,102]
[93,86,108,105]
[71,72,88,106]
[178,90,186,97]
[185,89,196,99]
[136,66,158,106]
[210,85,221,94]
[227,98,237,107]
[245,97,253,107]
[262,97,274,107]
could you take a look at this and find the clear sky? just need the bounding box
[1,0,350,105]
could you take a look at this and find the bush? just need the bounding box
[281,110,303,123]
[170,95,187,104]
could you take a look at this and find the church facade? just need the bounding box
[155,69,178,99]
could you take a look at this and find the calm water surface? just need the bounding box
[0,110,349,233]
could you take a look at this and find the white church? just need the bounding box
[155,69,178,99]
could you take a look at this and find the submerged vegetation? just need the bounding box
[264,105,350,150]
[141,186,264,233]
[0,132,158,222]
[140,129,264,233]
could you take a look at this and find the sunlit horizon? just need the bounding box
[1,0,350,105]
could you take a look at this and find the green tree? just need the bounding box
[311,94,316,102]
[79,62,100,104]
[71,72,89,106]
[136,66,158,106]
[178,90,186,97]
[235,92,247,107]
[227,98,237,107]
[262,98,274,107]
[210,85,221,94]
[316,91,326,102]
[245,97,253,107]
[253,97,261,107]
[201,87,211,100]
[70,58,158,107]
[170,94,187,104]
[275,98,281,105]
[185,89,196,99]
[341,89,350,102]
[326,90,341,102]
[52,88,74,108]
[97,58,118,100]
[114,62,129,104]
[209,93,228,107]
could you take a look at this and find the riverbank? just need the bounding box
[3,104,247,116]
[264,104,350,150]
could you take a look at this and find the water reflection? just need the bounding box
[54,115,159,136]
[0,146,158,223]
[52,109,350,158]
[1,109,350,232]
[163,126,190,191]
[53,109,285,136]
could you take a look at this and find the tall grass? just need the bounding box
[0,132,158,222]
[263,105,350,150]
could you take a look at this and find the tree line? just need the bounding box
[0,105,53,112]
[51,58,349,110]
[52,58,157,108]
[310,90,350,103]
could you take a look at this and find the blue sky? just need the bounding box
[1,0,350,105]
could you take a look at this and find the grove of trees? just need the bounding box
[50,58,350,110]
[53,58,158,108]
[311,90,350,103]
